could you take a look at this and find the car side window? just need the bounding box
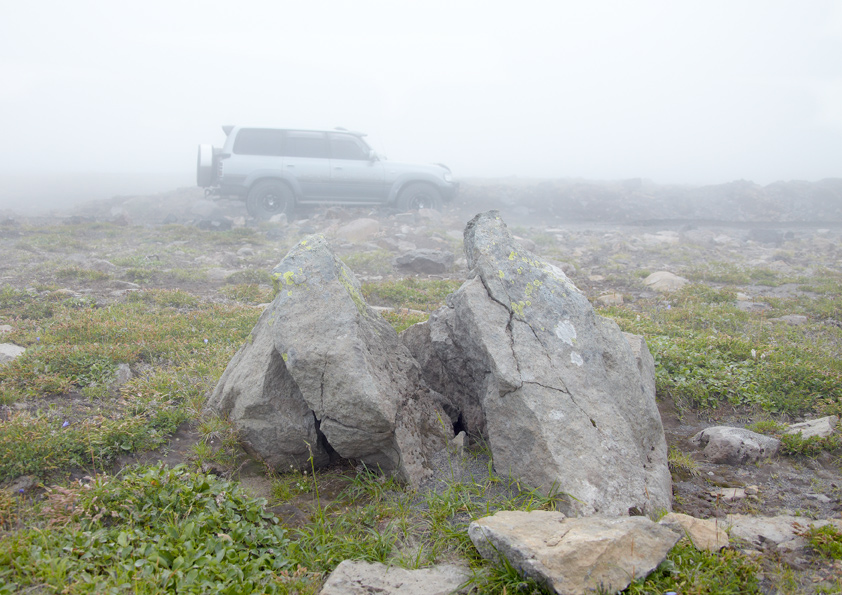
[284,131,329,159]
[232,129,285,156]
[330,134,369,160]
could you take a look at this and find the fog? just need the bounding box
[1,1,840,210]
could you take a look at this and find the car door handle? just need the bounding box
[286,165,295,169]
[334,167,343,170]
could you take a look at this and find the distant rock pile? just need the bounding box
[207,211,672,515]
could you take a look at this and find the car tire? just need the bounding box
[396,182,443,211]
[246,180,294,220]
[197,144,216,187]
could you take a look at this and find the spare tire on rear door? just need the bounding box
[246,180,294,220]
[197,144,216,187]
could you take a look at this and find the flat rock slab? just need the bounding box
[319,560,469,595]
[659,512,729,551]
[468,510,681,595]
[785,415,838,439]
[690,426,780,464]
[725,515,842,553]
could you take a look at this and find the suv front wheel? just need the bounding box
[396,182,442,212]
[247,180,294,220]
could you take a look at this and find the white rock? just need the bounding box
[319,560,468,595]
[725,515,842,552]
[469,511,681,595]
[785,415,838,439]
[643,271,689,292]
[0,343,25,366]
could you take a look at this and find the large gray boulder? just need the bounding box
[469,510,681,595]
[405,211,671,516]
[207,235,451,486]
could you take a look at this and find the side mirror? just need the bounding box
[368,150,379,162]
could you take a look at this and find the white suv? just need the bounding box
[197,127,458,219]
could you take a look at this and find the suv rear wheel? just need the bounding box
[246,180,294,220]
[396,182,443,211]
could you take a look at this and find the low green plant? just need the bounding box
[668,446,700,478]
[0,286,53,320]
[54,266,110,282]
[378,309,428,333]
[126,288,200,308]
[0,464,294,593]
[780,432,841,456]
[362,278,461,312]
[746,420,786,435]
[219,283,275,304]
[226,269,273,285]
[342,250,394,276]
[272,468,314,502]
[626,541,761,594]
[803,523,842,559]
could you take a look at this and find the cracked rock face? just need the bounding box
[207,235,451,486]
[407,211,672,516]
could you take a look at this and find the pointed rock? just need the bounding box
[406,211,671,516]
[207,235,451,485]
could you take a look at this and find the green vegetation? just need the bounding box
[0,289,258,481]
[362,277,462,312]
[219,283,275,304]
[341,250,394,276]
[0,464,298,594]
[627,542,761,594]
[668,446,700,478]
[804,524,842,560]
[603,282,842,416]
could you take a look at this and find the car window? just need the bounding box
[232,129,285,156]
[284,131,328,159]
[330,134,369,160]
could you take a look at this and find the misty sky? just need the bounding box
[2,1,841,187]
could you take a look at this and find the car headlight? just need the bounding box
[443,172,453,183]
